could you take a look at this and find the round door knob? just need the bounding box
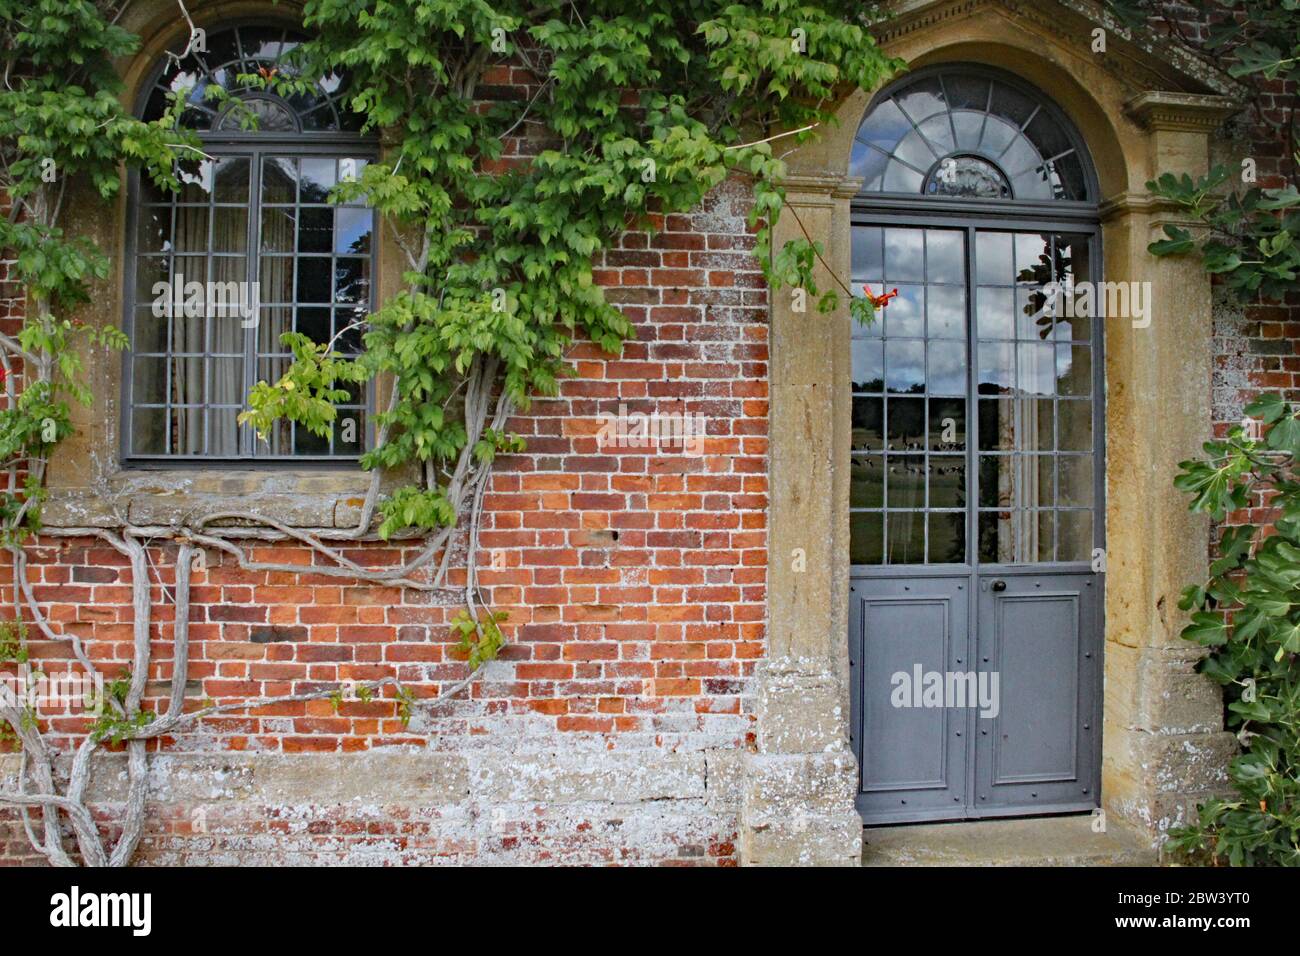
[991,579,1007,591]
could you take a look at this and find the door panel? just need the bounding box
[852,575,969,821]
[974,572,1101,814]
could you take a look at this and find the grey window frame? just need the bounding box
[120,22,380,466]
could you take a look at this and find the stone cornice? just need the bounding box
[833,177,865,200]
[1123,91,1239,133]
[875,0,1247,100]
[780,172,856,197]
[1099,191,1212,229]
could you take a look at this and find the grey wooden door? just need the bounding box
[849,223,1104,824]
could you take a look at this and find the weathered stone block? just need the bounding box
[753,656,851,754]
[469,750,705,804]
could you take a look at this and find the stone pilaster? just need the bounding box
[1100,92,1240,843]
[740,174,862,866]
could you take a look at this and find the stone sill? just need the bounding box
[40,467,375,531]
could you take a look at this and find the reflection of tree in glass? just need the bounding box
[300,179,331,204]
[888,394,925,451]
[333,260,369,311]
[1018,237,1074,339]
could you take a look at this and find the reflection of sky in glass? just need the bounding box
[895,79,945,127]
[301,158,337,200]
[854,72,1090,201]
[978,342,1013,392]
[916,115,956,153]
[885,229,925,281]
[976,232,1012,284]
[858,99,911,150]
[929,286,965,338]
[335,207,372,254]
[886,341,925,393]
[926,231,963,280]
[852,340,883,390]
[977,287,1014,338]
[928,342,966,396]
[886,286,924,337]
[852,227,884,279]
[1015,234,1049,277]
[1018,342,1055,395]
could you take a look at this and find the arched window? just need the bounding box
[124,24,375,461]
[851,67,1096,203]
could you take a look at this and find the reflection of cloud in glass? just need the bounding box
[886,341,925,393]
[858,99,911,150]
[928,286,965,338]
[851,341,883,391]
[928,342,966,395]
[885,229,925,282]
[885,285,924,336]
[1018,342,1054,395]
[926,231,964,279]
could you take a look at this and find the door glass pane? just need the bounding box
[887,397,925,450]
[887,285,925,337]
[851,456,884,508]
[886,340,925,393]
[850,512,884,564]
[851,341,884,392]
[1057,510,1093,561]
[928,398,965,451]
[928,341,965,395]
[888,455,926,510]
[928,458,965,508]
[851,226,1098,568]
[851,226,969,565]
[852,397,884,451]
[1058,399,1092,451]
[928,512,966,563]
[978,510,1051,563]
[884,227,925,282]
[887,510,925,563]
[926,230,964,280]
[1059,455,1093,507]
[975,230,1098,564]
[928,285,965,338]
[1056,343,1091,396]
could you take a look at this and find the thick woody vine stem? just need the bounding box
[0,360,506,864]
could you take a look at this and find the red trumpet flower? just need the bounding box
[862,283,898,308]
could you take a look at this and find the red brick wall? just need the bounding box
[0,177,767,866]
[1206,73,1300,542]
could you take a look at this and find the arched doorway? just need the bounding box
[847,65,1105,824]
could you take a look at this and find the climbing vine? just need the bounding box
[0,0,900,865]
